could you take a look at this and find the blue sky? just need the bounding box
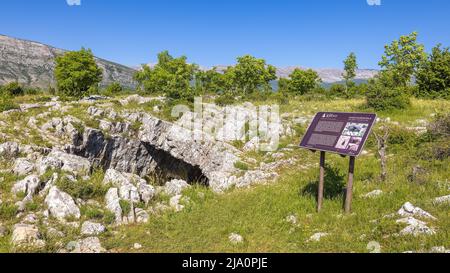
[1,0,449,69]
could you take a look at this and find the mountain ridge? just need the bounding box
[0,34,137,89]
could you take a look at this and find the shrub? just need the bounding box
[365,71,411,111]
[102,82,123,97]
[2,82,24,97]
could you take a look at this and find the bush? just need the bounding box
[102,82,123,97]
[366,71,411,111]
[2,82,24,97]
[416,113,450,160]
[55,48,103,99]
[215,93,236,106]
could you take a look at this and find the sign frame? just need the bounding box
[299,112,377,157]
[299,112,377,213]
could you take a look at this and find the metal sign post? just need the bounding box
[300,112,377,213]
[317,151,326,212]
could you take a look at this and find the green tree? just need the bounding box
[366,70,411,111]
[379,32,426,87]
[54,48,103,99]
[224,55,277,95]
[415,44,450,99]
[195,68,225,94]
[282,68,321,95]
[342,52,358,97]
[134,51,198,100]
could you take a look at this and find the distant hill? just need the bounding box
[0,34,137,89]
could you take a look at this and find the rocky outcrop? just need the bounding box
[40,150,91,176]
[138,113,240,192]
[0,34,137,89]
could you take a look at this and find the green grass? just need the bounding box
[102,147,449,253]
[1,94,449,253]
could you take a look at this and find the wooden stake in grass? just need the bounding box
[374,126,390,182]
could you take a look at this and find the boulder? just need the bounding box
[81,221,106,236]
[169,195,185,212]
[104,169,155,204]
[135,208,150,223]
[13,158,35,176]
[11,224,45,248]
[0,142,20,158]
[44,151,91,176]
[397,202,437,220]
[44,187,80,220]
[68,237,106,253]
[105,188,122,224]
[12,175,41,197]
[362,190,383,199]
[164,179,190,196]
[229,233,244,244]
[433,195,450,205]
[397,217,436,237]
[307,232,329,242]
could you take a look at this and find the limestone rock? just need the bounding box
[397,202,437,220]
[397,217,436,237]
[45,151,91,176]
[105,188,122,224]
[11,224,45,248]
[103,169,155,204]
[235,170,278,188]
[164,179,190,196]
[45,187,80,220]
[362,190,383,199]
[12,175,41,198]
[81,221,106,236]
[13,158,35,176]
[0,142,20,158]
[68,237,106,253]
[169,195,185,212]
[307,232,329,242]
[229,233,244,244]
[135,208,150,223]
[433,195,450,205]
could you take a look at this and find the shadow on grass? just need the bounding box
[301,164,346,200]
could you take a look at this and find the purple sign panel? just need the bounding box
[300,112,377,157]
